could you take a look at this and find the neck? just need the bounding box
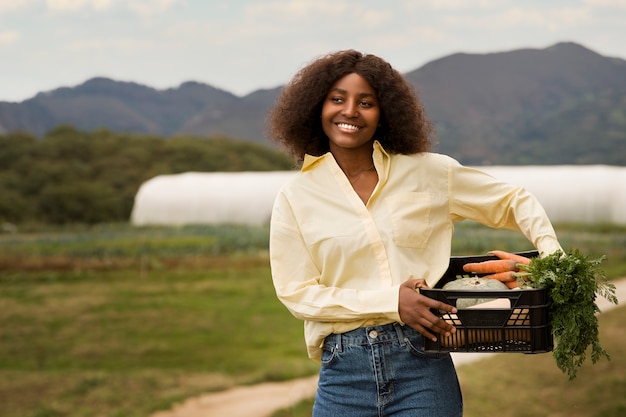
[330,144,375,177]
[336,157,374,178]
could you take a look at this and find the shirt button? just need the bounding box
[369,330,378,339]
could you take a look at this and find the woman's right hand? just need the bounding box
[398,278,457,342]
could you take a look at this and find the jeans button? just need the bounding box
[369,330,378,339]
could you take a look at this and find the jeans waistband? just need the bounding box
[324,323,420,352]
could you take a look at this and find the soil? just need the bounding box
[150,375,319,417]
[151,278,626,417]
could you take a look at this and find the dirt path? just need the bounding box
[151,278,626,417]
[151,375,319,417]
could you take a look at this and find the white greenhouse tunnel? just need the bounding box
[130,171,293,226]
[478,165,626,225]
[130,165,626,226]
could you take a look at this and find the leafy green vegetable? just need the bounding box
[518,249,618,380]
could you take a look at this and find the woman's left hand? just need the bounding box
[398,278,457,342]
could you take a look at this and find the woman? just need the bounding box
[267,50,562,417]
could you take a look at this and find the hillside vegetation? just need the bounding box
[1,42,625,165]
[0,127,294,225]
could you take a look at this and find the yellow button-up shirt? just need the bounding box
[269,141,561,360]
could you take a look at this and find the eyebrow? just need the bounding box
[329,87,377,99]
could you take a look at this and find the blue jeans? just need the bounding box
[313,323,463,417]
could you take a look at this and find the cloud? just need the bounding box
[409,26,450,42]
[585,0,626,7]
[67,37,153,52]
[405,0,508,11]
[44,0,181,14]
[0,31,20,44]
[510,6,591,30]
[161,0,395,51]
[245,0,336,19]
[91,0,114,10]
[364,25,449,50]
[128,0,182,16]
[46,0,91,11]
[443,5,592,31]
[0,0,107,12]
[0,0,35,12]
[245,0,392,26]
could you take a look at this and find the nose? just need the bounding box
[342,100,359,118]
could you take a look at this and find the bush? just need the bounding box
[0,127,293,225]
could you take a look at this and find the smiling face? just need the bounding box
[321,72,380,154]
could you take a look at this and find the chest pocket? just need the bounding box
[385,191,432,248]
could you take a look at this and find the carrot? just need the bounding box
[482,271,516,282]
[487,250,531,265]
[505,280,520,289]
[462,259,517,274]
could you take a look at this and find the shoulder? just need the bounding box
[391,152,461,170]
[274,166,323,202]
[276,170,305,194]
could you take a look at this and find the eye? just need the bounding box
[329,96,344,104]
[359,100,378,109]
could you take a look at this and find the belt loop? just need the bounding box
[394,323,407,347]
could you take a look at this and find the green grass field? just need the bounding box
[0,222,624,417]
[273,305,626,417]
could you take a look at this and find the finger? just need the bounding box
[412,323,439,342]
[407,310,456,342]
[430,317,456,335]
[436,300,457,314]
[421,320,455,342]
[406,277,430,290]
[416,310,456,335]
[418,293,457,314]
[413,279,429,289]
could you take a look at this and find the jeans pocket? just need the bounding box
[320,342,340,367]
[404,334,450,359]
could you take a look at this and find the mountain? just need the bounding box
[0,78,242,137]
[1,42,625,165]
[406,42,626,164]
[178,86,282,140]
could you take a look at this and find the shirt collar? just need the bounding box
[301,140,389,172]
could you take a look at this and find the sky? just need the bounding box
[1,0,625,102]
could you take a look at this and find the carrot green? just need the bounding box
[518,249,618,380]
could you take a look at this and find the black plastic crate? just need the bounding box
[421,250,553,354]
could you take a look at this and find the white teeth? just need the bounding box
[337,123,360,131]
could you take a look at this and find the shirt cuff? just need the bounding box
[358,284,402,323]
[535,235,563,257]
